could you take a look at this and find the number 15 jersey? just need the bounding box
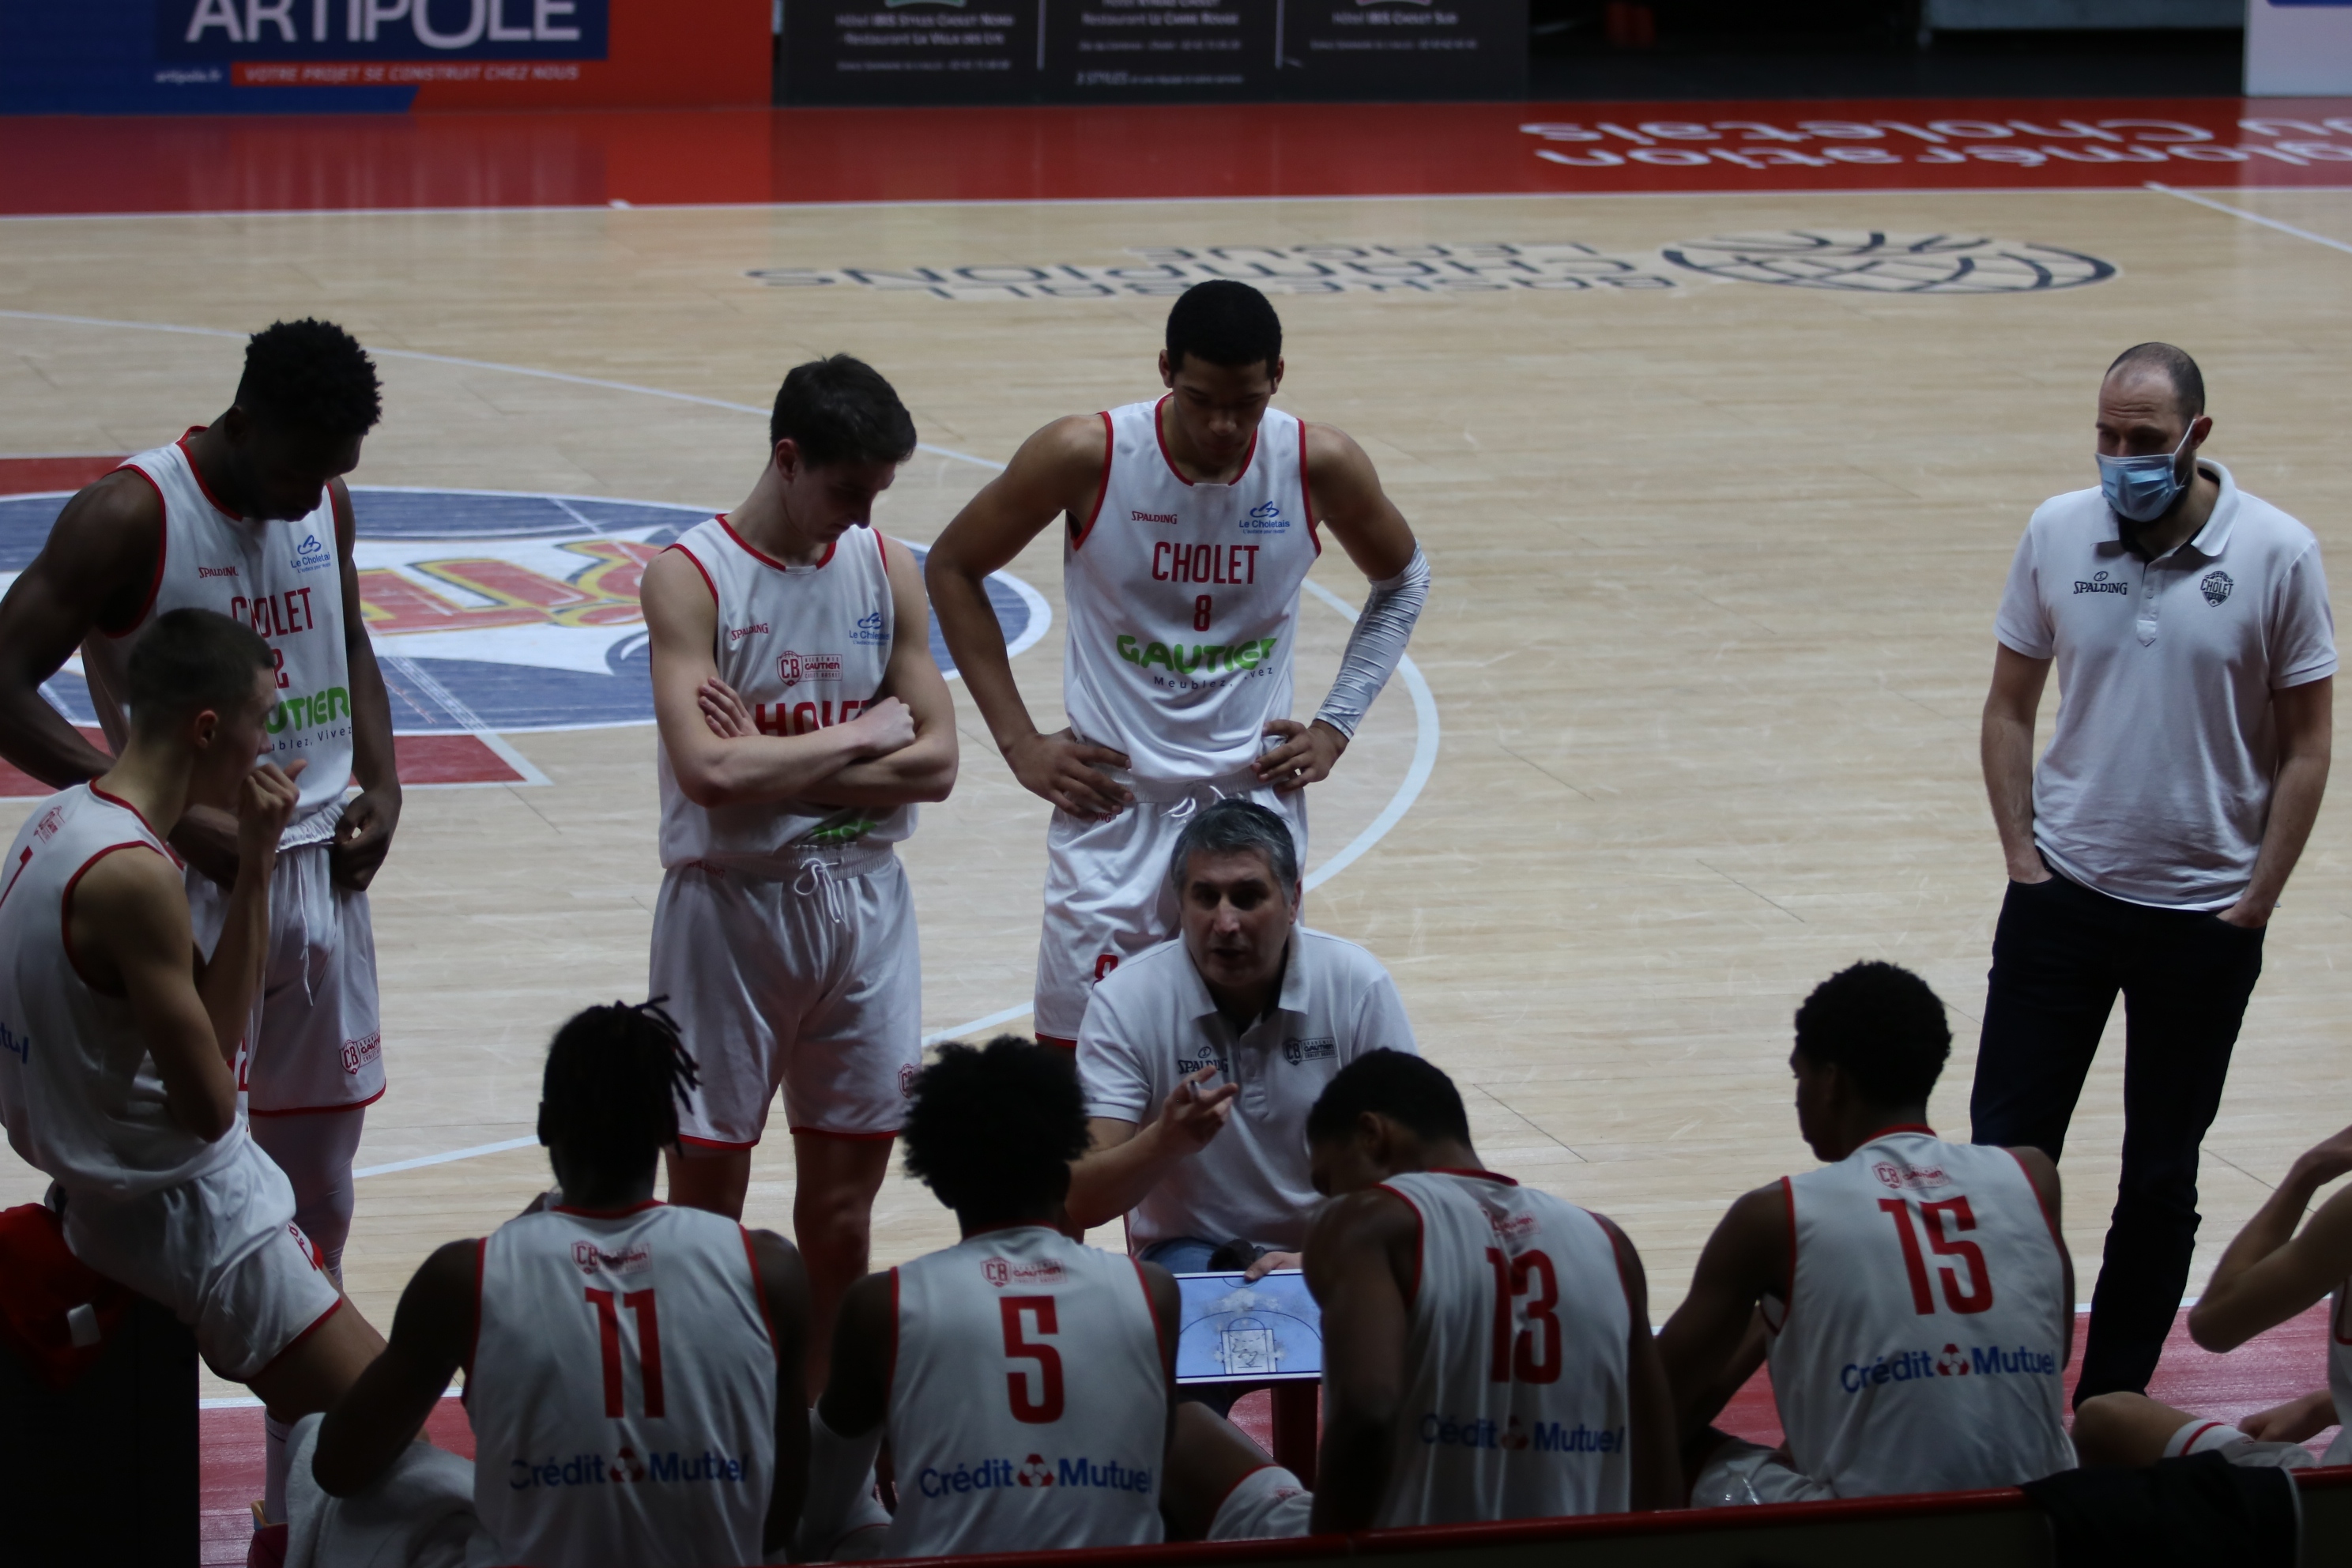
[1764,1127,2075,1497]
[1372,1170,1634,1528]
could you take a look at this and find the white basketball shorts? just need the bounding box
[1208,1464,1313,1541]
[1034,772,1306,1043]
[1688,1437,1838,1508]
[650,843,921,1146]
[187,840,384,1117]
[2165,1418,2321,1468]
[59,1135,342,1383]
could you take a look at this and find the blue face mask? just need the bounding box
[2097,426,2193,524]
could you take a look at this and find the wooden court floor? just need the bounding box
[3,183,2351,1401]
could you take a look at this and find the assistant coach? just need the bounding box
[1975,341,2335,1407]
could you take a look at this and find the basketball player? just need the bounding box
[799,1037,1178,1560]
[310,1001,809,1567]
[0,609,384,1545]
[639,354,956,1392]
[2072,1121,2352,1470]
[1657,962,2076,1503]
[925,280,1429,1049]
[0,318,400,1298]
[1302,1050,1679,1530]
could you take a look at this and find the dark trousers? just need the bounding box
[1969,868,2265,1406]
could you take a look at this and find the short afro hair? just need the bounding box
[126,608,274,736]
[539,1000,700,1178]
[1306,1050,1470,1148]
[2105,341,2205,420]
[769,354,918,468]
[901,1036,1089,1225]
[1166,281,1282,375]
[235,318,382,441]
[1792,962,1951,1109]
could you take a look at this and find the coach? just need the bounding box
[1975,341,2335,1405]
[1068,797,1419,1278]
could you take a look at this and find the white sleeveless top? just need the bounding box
[1372,1170,1633,1528]
[884,1226,1166,1559]
[0,784,247,1199]
[113,435,353,848]
[656,517,910,867]
[1765,1128,2076,1495]
[1062,398,1320,782]
[466,1201,778,1568]
[2326,1287,2352,1464]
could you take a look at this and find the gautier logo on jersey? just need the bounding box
[1115,635,1278,676]
[1418,1413,1626,1453]
[982,1256,1067,1287]
[778,651,843,688]
[916,1454,1152,1499]
[1839,1342,2060,1393]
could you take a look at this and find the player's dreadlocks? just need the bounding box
[236,318,383,439]
[538,999,701,1173]
[901,1036,1089,1226]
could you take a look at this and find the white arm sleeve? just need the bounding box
[793,1405,889,1562]
[1314,548,1429,739]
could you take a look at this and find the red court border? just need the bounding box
[2,96,2351,216]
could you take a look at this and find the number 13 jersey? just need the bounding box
[1372,1170,1634,1528]
[884,1226,1167,1559]
[1764,1127,2075,1496]
[1063,398,1319,782]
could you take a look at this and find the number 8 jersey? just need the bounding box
[1372,1170,1634,1528]
[1764,1126,2075,1495]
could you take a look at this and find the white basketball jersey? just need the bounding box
[2326,1287,2352,1465]
[0,784,247,1199]
[1765,1128,2075,1495]
[1372,1170,1633,1528]
[884,1226,1167,1559]
[467,1202,778,1568]
[111,435,353,846]
[657,517,910,865]
[1062,398,1319,781]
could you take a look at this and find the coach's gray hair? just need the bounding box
[1167,797,1300,897]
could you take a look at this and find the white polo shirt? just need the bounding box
[1995,462,2336,910]
[1076,927,1419,1252]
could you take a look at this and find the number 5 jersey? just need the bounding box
[1764,1126,2076,1495]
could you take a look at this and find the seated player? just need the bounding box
[1302,1050,1679,1531]
[309,1001,809,1568]
[800,1037,1179,1560]
[0,609,383,1551]
[2074,1123,2352,1470]
[1162,1403,1314,1543]
[1657,961,2077,1503]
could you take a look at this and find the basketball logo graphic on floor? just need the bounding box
[1660,232,2116,293]
[0,487,1049,735]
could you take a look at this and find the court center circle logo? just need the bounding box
[0,487,1049,735]
[1660,232,2116,294]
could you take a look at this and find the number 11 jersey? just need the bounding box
[1764,1127,2075,1495]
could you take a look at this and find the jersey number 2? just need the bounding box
[1484,1248,1562,1384]
[1879,1197,1994,1315]
[1001,1295,1066,1423]
[586,1287,665,1418]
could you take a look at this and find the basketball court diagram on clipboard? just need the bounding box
[1174,1272,1323,1385]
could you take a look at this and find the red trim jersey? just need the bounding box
[467,1201,778,1567]
[1062,398,1318,781]
[882,1226,1167,1558]
[657,517,910,864]
[1763,1128,2075,1495]
[112,435,354,846]
[0,784,247,1198]
[1371,1170,1634,1528]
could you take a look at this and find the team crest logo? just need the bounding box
[1935,1344,1970,1377]
[777,651,843,688]
[1017,1454,1055,1487]
[899,1062,918,1099]
[2202,571,2234,606]
[984,1257,1010,1286]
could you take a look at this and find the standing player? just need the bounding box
[1302,1050,1679,1530]
[799,1038,1178,1560]
[0,318,401,1296]
[1658,963,2076,1503]
[0,609,385,1544]
[311,1001,809,1568]
[925,281,1429,1049]
[640,354,957,1393]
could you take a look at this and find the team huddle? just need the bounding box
[0,288,2346,1568]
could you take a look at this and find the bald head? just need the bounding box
[2104,342,2205,420]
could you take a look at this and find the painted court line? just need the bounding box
[2148,182,2352,258]
[379,651,552,787]
[352,1136,539,1180]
